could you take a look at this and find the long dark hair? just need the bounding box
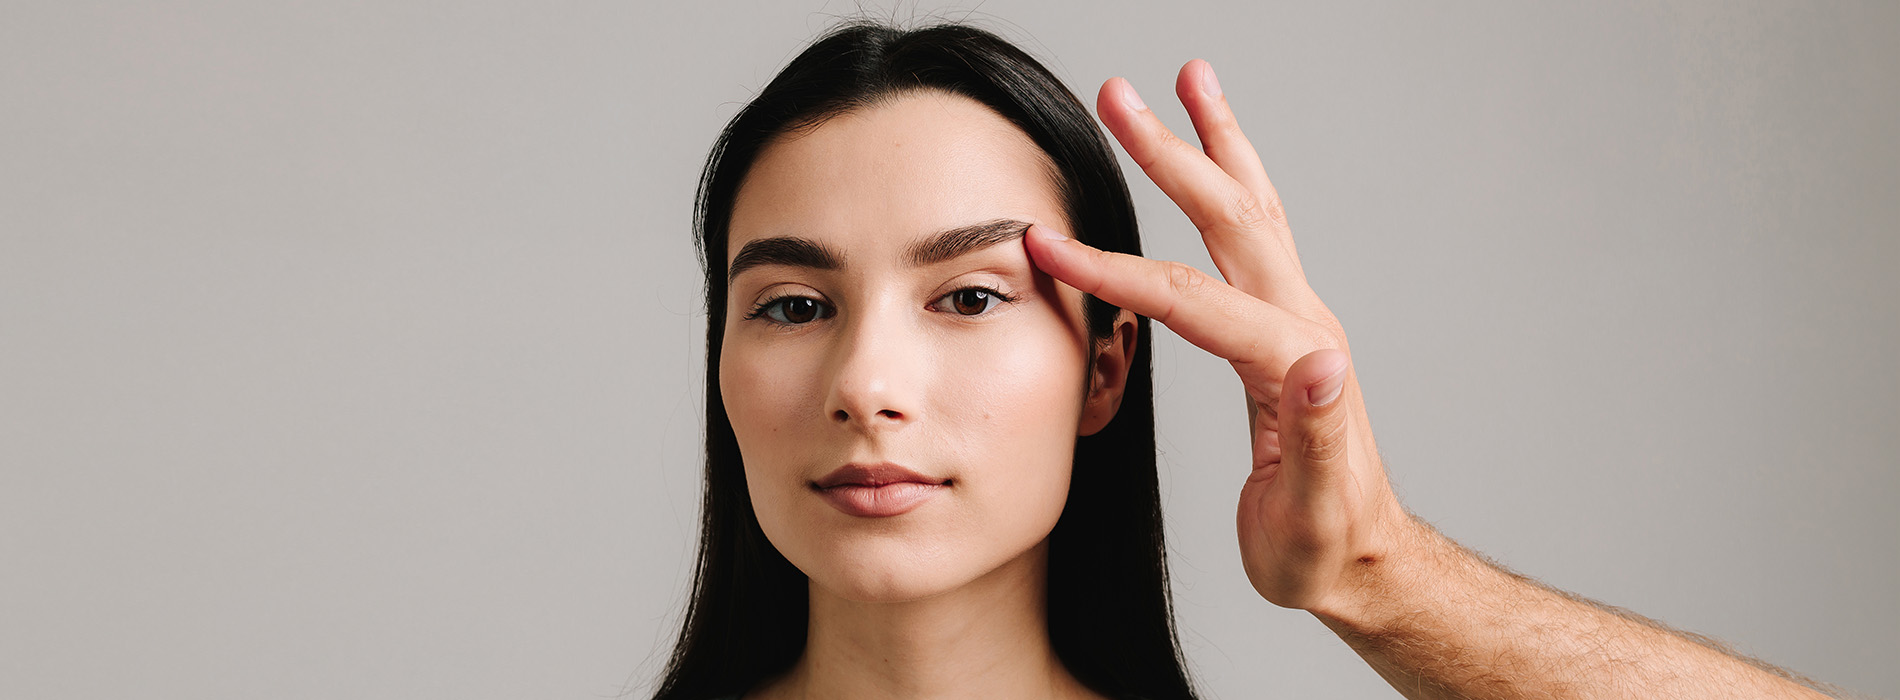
[653,20,1194,700]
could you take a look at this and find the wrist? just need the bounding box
[1305,508,1455,638]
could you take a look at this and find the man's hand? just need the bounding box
[1025,59,1415,614]
[1025,59,1845,700]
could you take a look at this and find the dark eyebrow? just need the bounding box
[727,236,844,283]
[905,218,1031,266]
[726,218,1031,285]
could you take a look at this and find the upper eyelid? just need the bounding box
[745,283,826,306]
[747,290,827,313]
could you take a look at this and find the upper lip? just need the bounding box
[814,462,948,489]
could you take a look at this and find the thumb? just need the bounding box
[1275,348,1353,495]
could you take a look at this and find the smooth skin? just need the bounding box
[1024,60,1841,699]
[727,92,1129,700]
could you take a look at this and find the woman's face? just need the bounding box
[720,91,1125,603]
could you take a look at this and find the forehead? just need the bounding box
[727,90,1063,260]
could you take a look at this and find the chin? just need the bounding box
[797,538,977,603]
[791,524,1057,605]
[755,495,1062,604]
[815,569,957,603]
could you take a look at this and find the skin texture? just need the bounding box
[1023,59,1842,699]
[720,91,1132,700]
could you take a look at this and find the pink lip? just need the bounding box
[813,463,950,518]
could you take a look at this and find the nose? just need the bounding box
[823,305,922,434]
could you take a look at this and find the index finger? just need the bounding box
[1025,224,1339,395]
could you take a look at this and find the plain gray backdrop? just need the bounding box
[2,1,1895,698]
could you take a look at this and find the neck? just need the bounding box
[756,539,1098,700]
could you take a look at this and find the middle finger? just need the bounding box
[1173,59,1304,280]
[1096,76,1309,308]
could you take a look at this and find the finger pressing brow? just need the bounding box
[1024,225,1338,383]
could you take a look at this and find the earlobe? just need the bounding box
[1079,310,1139,437]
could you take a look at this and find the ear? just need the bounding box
[1079,309,1139,437]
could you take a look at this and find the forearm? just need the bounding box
[1311,516,1838,700]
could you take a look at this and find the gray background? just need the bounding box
[2,1,1894,698]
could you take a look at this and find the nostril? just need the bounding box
[834,408,902,422]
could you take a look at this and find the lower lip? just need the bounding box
[815,482,947,518]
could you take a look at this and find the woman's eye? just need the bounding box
[754,296,832,325]
[932,287,1009,316]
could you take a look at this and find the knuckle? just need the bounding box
[1135,126,1189,170]
[1162,260,1210,299]
[1300,411,1350,464]
[1292,304,1346,349]
[1264,194,1290,228]
[1223,191,1291,238]
[1208,112,1244,139]
[1155,125,1193,154]
[1230,193,1275,232]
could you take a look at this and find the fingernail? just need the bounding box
[1119,79,1147,111]
[1200,60,1222,98]
[1028,223,1067,243]
[1307,361,1347,408]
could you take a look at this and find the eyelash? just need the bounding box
[742,286,1017,327]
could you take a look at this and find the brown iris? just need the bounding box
[779,297,821,324]
[950,289,992,315]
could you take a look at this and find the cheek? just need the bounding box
[718,332,825,477]
[970,289,1092,438]
[938,283,1093,426]
[720,334,830,555]
[945,329,1084,422]
[936,305,1092,526]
